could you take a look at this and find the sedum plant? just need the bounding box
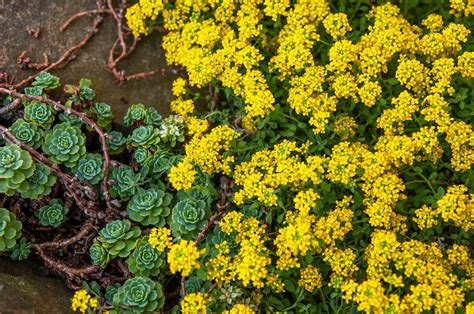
[170,193,210,240]
[96,220,141,258]
[20,162,57,200]
[158,115,185,147]
[107,130,127,155]
[0,144,35,196]
[11,238,31,261]
[23,101,55,129]
[149,151,180,176]
[144,107,162,126]
[127,237,165,277]
[127,187,172,226]
[128,125,161,148]
[134,147,151,166]
[0,208,22,252]
[31,72,61,90]
[91,102,113,131]
[113,277,165,313]
[71,153,103,185]
[9,119,43,149]
[109,165,142,200]
[39,199,69,228]
[90,241,110,268]
[42,122,87,168]
[124,103,147,126]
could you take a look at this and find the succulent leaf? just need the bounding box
[42,122,87,168]
[9,119,43,149]
[19,162,57,200]
[71,153,103,185]
[39,199,69,227]
[127,187,172,226]
[113,277,165,313]
[0,144,35,196]
[0,208,22,252]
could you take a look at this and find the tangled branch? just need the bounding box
[0,87,116,210]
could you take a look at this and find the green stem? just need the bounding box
[417,172,437,194]
[350,0,362,21]
[282,289,305,311]
[204,111,223,119]
[319,39,332,46]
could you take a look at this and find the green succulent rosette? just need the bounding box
[58,111,83,127]
[127,237,165,277]
[170,197,211,240]
[0,208,22,252]
[184,276,205,295]
[92,102,113,131]
[134,147,152,166]
[113,277,165,313]
[9,119,43,149]
[159,115,185,147]
[71,153,103,185]
[150,151,180,175]
[24,102,55,129]
[39,199,69,228]
[90,240,110,268]
[0,144,35,196]
[128,125,161,148]
[109,165,141,200]
[127,187,172,226]
[145,107,162,126]
[124,103,147,127]
[42,122,87,168]
[97,220,141,258]
[19,162,57,200]
[24,86,44,97]
[107,131,127,155]
[31,72,60,90]
[10,238,30,261]
[105,283,121,305]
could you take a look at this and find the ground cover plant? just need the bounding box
[0,0,473,313]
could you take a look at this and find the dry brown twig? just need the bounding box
[0,1,107,89]
[0,88,116,211]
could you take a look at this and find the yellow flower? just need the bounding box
[148,227,172,251]
[298,265,323,291]
[168,240,204,276]
[168,160,197,191]
[172,77,187,97]
[224,304,255,314]
[71,290,98,313]
[323,13,352,39]
[181,293,208,314]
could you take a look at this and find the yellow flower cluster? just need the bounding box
[71,290,98,313]
[234,140,325,205]
[148,227,172,251]
[181,293,208,314]
[449,0,474,16]
[167,240,204,276]
[170,125,238,191]
[207,212,271,288]
[125,0,164,37]
[168,160,197,191]
[224,304,255,314]
[323,13,352,39]
[298,265,323,292]
[342,230,468,313]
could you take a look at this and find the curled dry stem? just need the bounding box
[0,88,116,211]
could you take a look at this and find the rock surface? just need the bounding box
[0,257,73,313]
[0,0,176,120]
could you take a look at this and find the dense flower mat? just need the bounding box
[0,0,473,313]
